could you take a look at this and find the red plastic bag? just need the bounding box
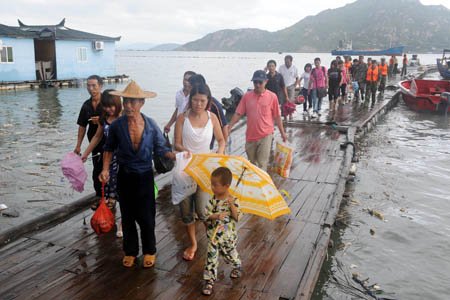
[91,183,115,236]
[294,95,305,105]
[282,101,296,116]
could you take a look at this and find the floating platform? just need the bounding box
[0,74,130,91]
[0,72,415,299]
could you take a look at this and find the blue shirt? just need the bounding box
[104,114,170,174]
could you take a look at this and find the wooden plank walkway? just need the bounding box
[0,94,399,300]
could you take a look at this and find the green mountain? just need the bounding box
[177,0,450,53]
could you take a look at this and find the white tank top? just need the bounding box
[182,110,213,154]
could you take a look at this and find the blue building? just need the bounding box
[0,19,120,82]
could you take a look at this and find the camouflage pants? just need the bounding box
[366,81,378,103]
[203,235,241,281]
[378,75,387,93]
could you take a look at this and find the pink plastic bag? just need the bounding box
[61,152,88,192]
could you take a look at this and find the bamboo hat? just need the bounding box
[109,81,157,99]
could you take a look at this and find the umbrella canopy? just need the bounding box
[184,153,291,220]
[61,152,88,193]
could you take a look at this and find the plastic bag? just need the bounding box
[273,142,293,178]
[352,81,359,92]
[282,101,296,116]
[171,152,197,205]
[91,183,115,236]
[294,95,305,105]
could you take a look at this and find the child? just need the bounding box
[82,89,123,237]
[298,63,312,114]
[202,167,242,296]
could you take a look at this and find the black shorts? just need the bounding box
[328,85,339,101]
[340,84,347,96]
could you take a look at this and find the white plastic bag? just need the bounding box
[171,152,197,205]
[273,141,294,178]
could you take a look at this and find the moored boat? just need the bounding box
[331,46,404,56]
[436,49,450,80]
[399,79,450,113]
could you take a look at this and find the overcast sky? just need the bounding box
[2,0,449,45]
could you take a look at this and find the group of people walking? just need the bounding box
[264,54,409,118]
[73,51,410,295]
[74,68,287,296]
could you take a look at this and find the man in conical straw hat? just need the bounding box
[100,81,176,268]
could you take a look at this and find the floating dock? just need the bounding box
[0,75,130,91]
[0,70,424,299]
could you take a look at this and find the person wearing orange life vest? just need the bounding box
[401,54,408,77]
[388,56,394,79]
[378,58,388,96]
[365,60,380,104]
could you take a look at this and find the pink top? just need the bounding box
[341,68,347,84]
[311,66,327,89]
[236,90,281,142]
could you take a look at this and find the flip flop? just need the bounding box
[201,280,214,296]
[230,267,242,279]
[183,249,196,261]
[122,256,135,268]
[143,254,155,268]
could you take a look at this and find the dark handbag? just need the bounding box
[153,133,175,174]
[318,87,327,98]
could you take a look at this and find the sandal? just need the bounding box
[107,199,117,210]
[122,256,135,268]
[201,280,214,296]
[183,248,196,261]
[143,254,156,268]
[230,267,241,279]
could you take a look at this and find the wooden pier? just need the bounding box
[0,75,130,91]
[0,88,403,300]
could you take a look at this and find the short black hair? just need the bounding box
[353,59,359,63]
[267,59,277,67]
[184,71,196,77]
[304,63,312,71]
[188,74,207,86]
[314,57,321,63]
[285,55,293,61]
[338,60,344,65]
[212,167,232,186]
[87,75,103,85]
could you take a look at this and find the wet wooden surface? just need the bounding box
[0,94,398,300]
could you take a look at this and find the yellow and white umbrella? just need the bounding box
[184,153,291,220]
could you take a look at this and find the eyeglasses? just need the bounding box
[253,81,263,85]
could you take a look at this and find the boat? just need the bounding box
[409,54,421,67]
[436,49,450,80]
[332,46,405,56]
[399,79,450,113]
[331,40,404,56]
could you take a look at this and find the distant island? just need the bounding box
[175,0,450,53]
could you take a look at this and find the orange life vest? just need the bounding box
[344,61,352,70]
[366,66,379,82]
[379,63,388,76]
[403,57,408,64]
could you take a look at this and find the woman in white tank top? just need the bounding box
[174,83,225,261]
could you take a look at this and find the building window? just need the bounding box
[77,47,87,62]
[0,46,14,63]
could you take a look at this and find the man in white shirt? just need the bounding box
[164,71,196,133]
[278,55,299,104]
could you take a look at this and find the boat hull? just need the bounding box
[399,79,450,113]
[436,59,450,80]
[331,46,404,56]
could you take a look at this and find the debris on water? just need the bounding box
[386,161,392,165]
[367,209,384,220]
[400,208,406,212]
[46,181,52,185]
[0,204,7,211]
[27,199,52,203]
[41,166,47,169]
[350,264,357,269]
[2,123,13,128]
[370,228,375,235]
[351,199,360,204]
[36,153,42,156]
[1,208,20,218]
[25,172,41,176]
[31,187,48,193]
[349,163,357,175]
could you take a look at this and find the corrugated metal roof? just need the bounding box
[0,19,120,41]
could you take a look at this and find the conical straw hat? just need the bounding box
[109,81,157,98]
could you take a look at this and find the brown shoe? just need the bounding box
[143,254,155,268]
[122,256,135,268]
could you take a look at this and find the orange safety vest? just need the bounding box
[389,57,394,65]
[403,57,408,64]
[379,63,388,76]
[366,66,379,82]
[344,61,352,70]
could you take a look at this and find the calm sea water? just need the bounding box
[0,51,447,299]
